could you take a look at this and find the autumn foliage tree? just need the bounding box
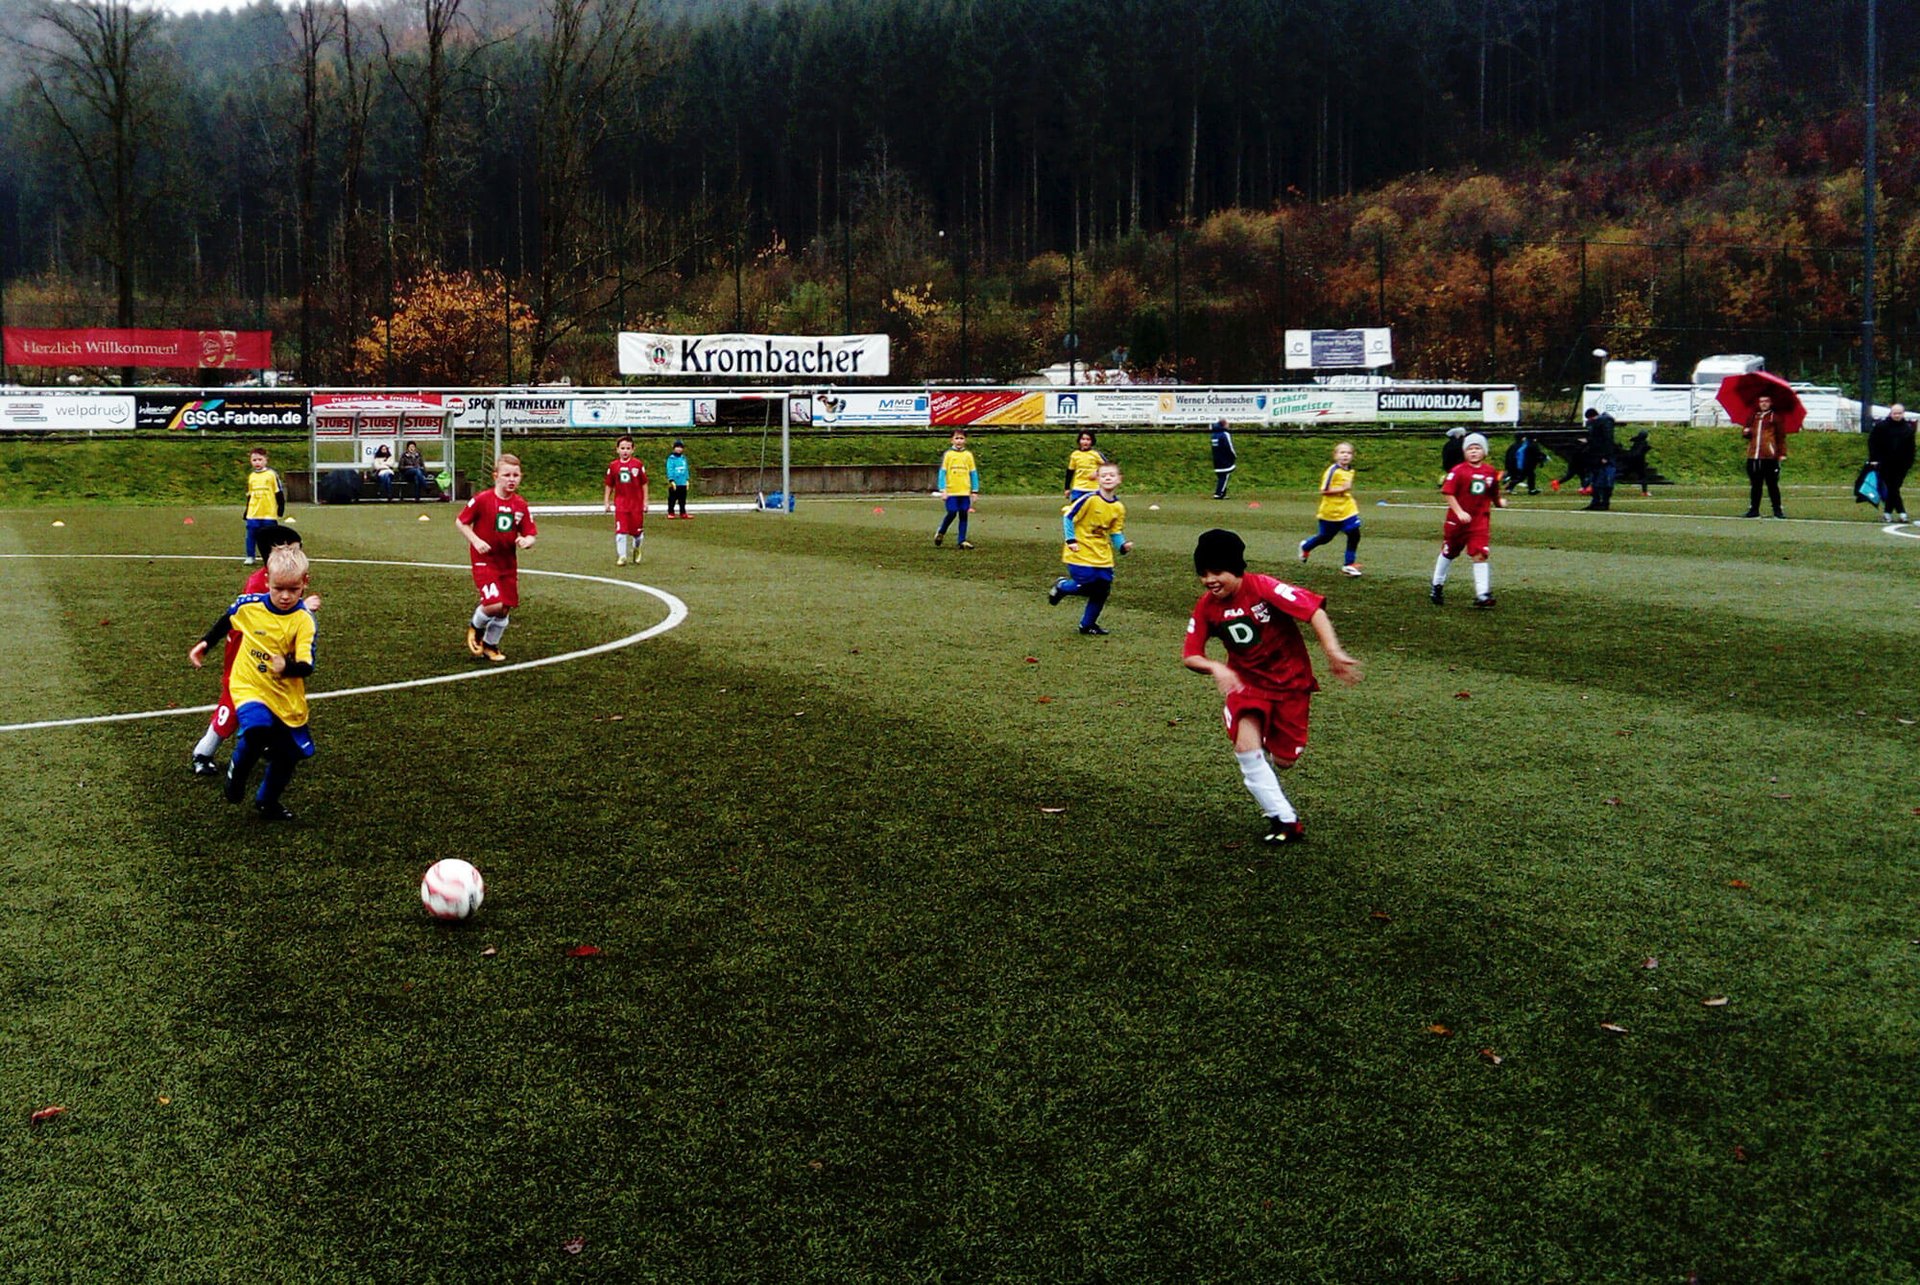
[348,268,537,385]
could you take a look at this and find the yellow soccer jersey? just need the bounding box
[938,448,978,496]
[1062,491,1126,569]
[1066,448,1107,492]
[225,594,317,726]
[245,467,283,520]
[1316,464,1358,522]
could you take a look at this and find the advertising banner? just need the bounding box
[1159,390,1272,421]
[794,391,931,427]
[495,396,570,430]
[310,392,448,437]
[4,327,272,369]
[569,397,694,429]
[1046,389,1163,424]
[0,394,137,431]
[1581,386,1693,423]
[137,392,308,432]
[619,331,890,377]
[930,390,1045,426]
[1284,328,1393,369]
[1372,387,1522,423]
[1265,387,1379,423]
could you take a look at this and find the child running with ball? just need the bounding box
[1183,529,1361,845]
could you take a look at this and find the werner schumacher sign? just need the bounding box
[618,332,890,378]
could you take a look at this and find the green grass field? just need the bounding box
[1,468,1916,1280]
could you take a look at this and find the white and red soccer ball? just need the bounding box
[421,859,485,920]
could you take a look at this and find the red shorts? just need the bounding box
[1441,518,1491,559]
[1223,687,1312,765]
[211,633,244,739]
[613,504,646,536]
[472,558,520,609]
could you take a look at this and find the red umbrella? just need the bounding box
[1715,371,1806,433]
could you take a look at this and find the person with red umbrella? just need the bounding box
[1717,371,1803,518]
[1740,393,1790,518]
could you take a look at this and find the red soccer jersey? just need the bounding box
[1441,462,1504,522]
[1184,572,1326,695]
[605,458,648,504]
[459,489,537,559]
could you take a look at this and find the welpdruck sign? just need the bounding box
[569,397,694,429]
[1266,388,1378,423]
[795,391,930,426]
[619,331,890,377]
[0,393,136,430]
[1284,328,1393,369]
[1047,389,1162,424]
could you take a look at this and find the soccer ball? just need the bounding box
[421,859,485,920]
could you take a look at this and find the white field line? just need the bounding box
[0,555,687,734]
[1372,501,1907,530]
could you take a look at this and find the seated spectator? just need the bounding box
[371,443,396,500]
[398,441,432,500]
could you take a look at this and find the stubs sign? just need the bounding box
[619,332,890,378]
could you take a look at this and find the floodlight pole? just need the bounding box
[1861,0,1879,426]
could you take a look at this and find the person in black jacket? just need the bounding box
[1439,427,1467,485]
[1867,404,1915,522]
[1210,420,1237,499]
[1580,408,1618,510]
[1503,434,1549,494]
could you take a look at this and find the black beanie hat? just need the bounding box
[255,523,303,553]
[1193,528,1247,575]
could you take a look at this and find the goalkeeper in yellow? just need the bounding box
[193,544,319,821]
[1048,462,1133,635]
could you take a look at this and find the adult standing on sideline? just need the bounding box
[1439,426,1467,484]
[664,440,692,518]
[1210,420,1237,500]
[1741,393,1788,518]
[1867,404,1915,523]
[1580,408,1618,510]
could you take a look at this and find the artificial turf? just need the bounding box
[0,475,1915,1280]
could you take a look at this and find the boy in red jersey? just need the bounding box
[602,435,649,565]
[186,522,320,776]
[458,454,538,662]
[1183,528,1361,845]
[1430,431,1505,609]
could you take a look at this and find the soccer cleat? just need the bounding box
[1298,541,1311,562]
[633,544,643,562]
[1341,563,1363,577]
[191,754,221,778]
[481,644,508,663]
[1771,510,1786,519]
[616,556,629,566]
[1883,512,1894,523]
[1742,509,1761,518]
[1901,512,1911,523]
[254,799,295,822]
[1048,582,1065,606]
[933,533,944,546]
[1263,817,1305,844]
[1429,584,1444,606]
[958,540,975,549]
[1078,624,1109,635]
[466,625,485,656]
[1473,594,1497,609]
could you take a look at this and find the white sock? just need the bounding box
[471,606,490,630]
[1235,748,1295,822]
[616,534,628,559]
[483,614,509,646]
[1473,562,1491,597]
[194,726,220,758]
[1432,553,1453,586]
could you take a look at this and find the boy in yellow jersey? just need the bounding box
[1048,462,1132,635]
[242,446,286,564]
[1064,430,1108,499]
[195,544,319,821]
[932,429,979,548]
[1297,441,1364,576]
